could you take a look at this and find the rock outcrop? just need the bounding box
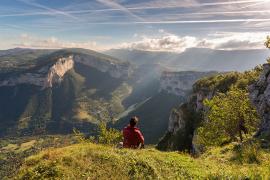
[158,72,217,151]
[249,63,270,137]
[0,56,74,88]
[165,89,215,138]
[159,68,266,151]
[74,54,131,79]
[160,71,216,96]
[0,53,132,89]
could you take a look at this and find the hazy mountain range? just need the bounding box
[105,48,269,72]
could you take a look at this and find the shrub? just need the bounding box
[197,88,260,147]
[72,128,86,143]
[232,140,262,164]
[97,122,123,145]
[265,36,270,49]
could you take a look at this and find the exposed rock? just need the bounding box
[0,56,74,88]
[44,56,74,88]
[74,54,131,79]
[160,71,216,96]
[157,72,217,151]
[0,53,132,89]
[249,63,270,137]
[167,108,185,135]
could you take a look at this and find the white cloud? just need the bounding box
[201,32,269,50]
[118,31,268,52]
[158,29,165,33]
[13,31,269,53]
[16,34,101,50]
[120,34,197,52]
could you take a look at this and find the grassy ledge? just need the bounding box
[16,142,270,180]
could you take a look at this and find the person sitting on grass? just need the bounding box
[123,116,145,149]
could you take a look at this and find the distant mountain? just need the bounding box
[0,48,132,137]
[105,48,269,71]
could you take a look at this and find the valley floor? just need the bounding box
[14,142,270,179]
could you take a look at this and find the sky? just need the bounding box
[0,0,269,52]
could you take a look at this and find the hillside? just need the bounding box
[112,71,216,144]
[158,66,263,151]
[14,142,270,179]
[0,48,209,144]
[0,48,133,137]
[105,48,269,72]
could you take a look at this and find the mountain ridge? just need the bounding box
[105,48,269,71]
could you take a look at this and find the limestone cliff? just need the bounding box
[157,71,258,151]
[249,63,270,137]
[160,71,216,96]
[157,72,217,151]
[0,52,131,89]
[0,56,74,88]
[74,54,131,79]
[0,48,133,137]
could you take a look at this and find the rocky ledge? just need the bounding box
[0,56,74,88]
[249,63,270,137]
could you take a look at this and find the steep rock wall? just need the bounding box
[74,54,131,79]
[157,72,216,151]
[249,63,270,137]
[0,54,131,89]
[0,56,74,88]
[160,71,216,96]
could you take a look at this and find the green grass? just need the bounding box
[0,135,80,179]
[15,142,270,180]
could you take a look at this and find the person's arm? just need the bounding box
[136,130,145,148]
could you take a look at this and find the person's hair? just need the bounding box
[130,116,139,127]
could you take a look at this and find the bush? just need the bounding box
[197,88,259,147]
[97,122,123,145]
[232,140,262,164]
[265,36,270,49]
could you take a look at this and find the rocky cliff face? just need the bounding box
[158,68,264,151]
[249,63,270,137]
[0,56,74,88]
[157,72,217,151]
[160,71,216,96]
[0,53,131,89]
[74,54,131,79]
[165,90,214,137]
[160,71,217,136]
[0,48,134,137]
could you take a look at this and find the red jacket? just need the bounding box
[123,126,144,148]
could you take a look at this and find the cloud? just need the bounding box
[124,0,268,10]
[17,0,78,19]
[10,31,269,53]
[120,34,198,52]
[118,31,268,52]
[74,18,270,25]
[16,34,100,50]
[96,0,144,21]
[201,32,269,50]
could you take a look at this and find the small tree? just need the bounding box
[265,36,270,49]
[266,36,270,64]
[97,122,123,145]
[197,88,259,146]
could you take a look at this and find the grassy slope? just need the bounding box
[16,143,270,180]
[0,135,79,179]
